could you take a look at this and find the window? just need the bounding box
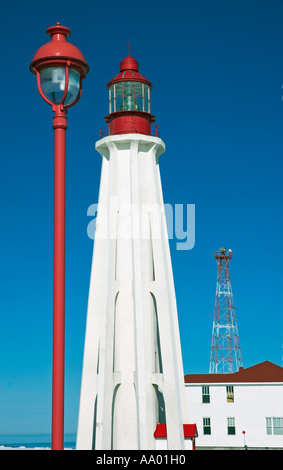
[227,417,236,435]
[134,82,143,112]
[202,386,210,403]
[143,84,150,113]
[266,418,272,435]
[114,83,123,112]
[203,417,211,435]
[226,386,234,403]
[266,417,283,435]
[108,82,151,114]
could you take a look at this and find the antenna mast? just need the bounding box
[209,247,243,374]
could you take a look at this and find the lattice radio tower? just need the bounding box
[209,247,243,374]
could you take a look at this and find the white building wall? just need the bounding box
[186,382,283,449]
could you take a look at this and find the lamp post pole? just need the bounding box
[30,23,89,451]
[52,105,68,450]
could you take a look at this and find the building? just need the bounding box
[76,54,193,450]
[185,361,283,450]
[154,424,198,450]
[75,51,282,452]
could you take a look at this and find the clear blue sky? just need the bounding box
[0,0,283,436]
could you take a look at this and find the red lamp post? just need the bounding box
[30,23,89,450]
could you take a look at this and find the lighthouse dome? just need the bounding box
[107,56,152,88]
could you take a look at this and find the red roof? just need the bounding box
[107,55,152,88]
[154,424,198,439]
[184,361,283,384]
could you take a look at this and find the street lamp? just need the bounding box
[30,23,89,450]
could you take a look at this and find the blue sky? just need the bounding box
[0,0,283,437]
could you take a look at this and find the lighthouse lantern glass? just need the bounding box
[109,81,150,114]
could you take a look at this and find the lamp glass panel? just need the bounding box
[40,67,80,105]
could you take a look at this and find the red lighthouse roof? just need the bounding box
[107,56,152,88]
[104,53,156,137]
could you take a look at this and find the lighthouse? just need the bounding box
[76,54,190,450]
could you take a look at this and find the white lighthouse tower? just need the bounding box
[76,54,190,450]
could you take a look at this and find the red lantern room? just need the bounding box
[104,54,156,136]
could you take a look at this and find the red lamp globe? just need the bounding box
[30,22,89,109]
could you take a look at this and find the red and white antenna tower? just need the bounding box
[209,247,243,374]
